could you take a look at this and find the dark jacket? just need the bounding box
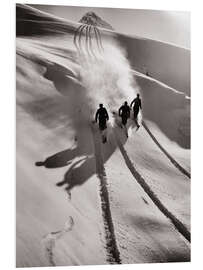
[130,97,142,111]
[119,104,131,118]
[95,107,109,123]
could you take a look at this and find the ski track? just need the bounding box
[42,216,74,266]
[142,121,190,179]
[113,128,191,243]
[91,124,121,264]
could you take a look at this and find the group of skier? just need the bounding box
[95,94,142,142]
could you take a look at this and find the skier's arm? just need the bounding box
[118,106,122,117]
[139,99,142,109]
[130,99,135,107]
[95,110,99,122]
[105,109,109,120]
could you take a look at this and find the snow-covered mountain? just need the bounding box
[16,4,190,267]
[79,11,114,30]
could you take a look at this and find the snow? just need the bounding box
[16,4,190,267]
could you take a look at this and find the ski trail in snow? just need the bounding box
[91,124,121,264]
[42,216,74,266]
[113,129,191,243]
[142,121,190,179]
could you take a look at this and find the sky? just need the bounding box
[30,4,190,48]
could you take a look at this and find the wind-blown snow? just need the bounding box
[16,4,190,267]
[77,40,137,119]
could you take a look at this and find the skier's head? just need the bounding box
[137,93,140,98]
[99,103,103,108]
[124,101,128,106]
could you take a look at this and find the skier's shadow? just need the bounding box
[35,148,78,168]
[35,146,95,194]
[35,116,137,195]
[56,155,94,193]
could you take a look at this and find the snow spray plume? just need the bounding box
[76,37,139,124]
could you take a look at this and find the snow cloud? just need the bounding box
[77,37,138,121]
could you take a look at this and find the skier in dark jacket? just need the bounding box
[130,94,142,128]
[95,104,109,130]
[119,101,131,126]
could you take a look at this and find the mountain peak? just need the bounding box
[79,11,113,30]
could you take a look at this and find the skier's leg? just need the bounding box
[99,120,107,143]
[134,110,140,128]
[101,128,107,143]
[124,124,128,137]
[103,128,107,142]
[121,116,125,126]
[121,116,128,137]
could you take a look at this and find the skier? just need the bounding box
[119,101,131,126]
[95,104,109,143]
[130,94,142,129]
[118,101,131,137]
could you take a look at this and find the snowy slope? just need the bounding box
[16,4,190,267]
[118,34,190,95]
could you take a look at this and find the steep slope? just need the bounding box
[118,34,190,95]
[16,4,190,267]
[16,54,108,267]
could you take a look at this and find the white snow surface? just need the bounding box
[16,4,190,267]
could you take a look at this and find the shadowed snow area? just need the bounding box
[16,4,190,267]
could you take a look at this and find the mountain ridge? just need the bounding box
[79,11,114,30]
